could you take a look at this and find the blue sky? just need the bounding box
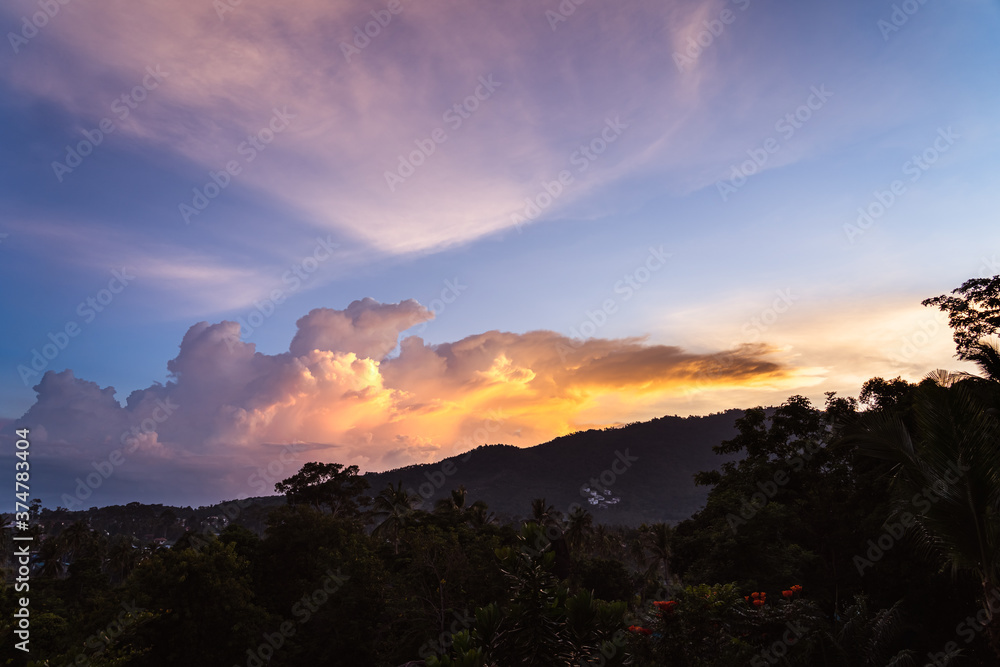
[1,0,998,506]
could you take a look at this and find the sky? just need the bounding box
[1,0,998,508]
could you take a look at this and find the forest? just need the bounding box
[3,274,1000,666]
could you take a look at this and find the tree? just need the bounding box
[37,535,66,579]
[430,524,628,667]
[529,498,562,528]
[673,393,896,610]
[105,534,142,584]
[847,360,1000,657]
[274,461,370,519]
[859,377,915,412]
[829,596,915,667]
[58,520,97,562]
[966,340,1000,382]
[640,522,673,587]
[466,500,496,529]
[564,507,593,555]
[125,540,270,665]
[434,486,468,515]
[371,481,419,553]
[923,274,1000,360]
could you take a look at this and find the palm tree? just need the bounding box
[37,537,65,579]
[966,339,1000,383]
[105,535,141,583]
[0,522,14,576]
[831,596,915,667]
[590,523,616,559]
[847,343,1000,656]
[59,520,95,562]
[564,507,593,554]
[370,481,418,553]
[640,522,673,589]
[433,486,468,515]
[467,500,496,528]
[529,498,562,528]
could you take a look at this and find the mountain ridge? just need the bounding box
[31,409,745,533]
[365,409,744,525]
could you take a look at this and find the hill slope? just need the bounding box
[366,410,742,525]
[32,410,744,535]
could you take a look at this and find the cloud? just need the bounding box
[4,298,799,506]
[289,298,432,359]
[0,0,728,254]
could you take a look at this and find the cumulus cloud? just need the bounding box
[289,298,432,359]
[5,298,798,506]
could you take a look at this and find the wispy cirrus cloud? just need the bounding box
[0,0,793,255]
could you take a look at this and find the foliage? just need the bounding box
[846,345,1000,657]
[923,274,1000,360]
[8,272,1000,666]
[273,461,370,518]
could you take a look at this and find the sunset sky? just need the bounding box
[1,0,998,507]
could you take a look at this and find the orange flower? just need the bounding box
[782,590,793,598]
[653,600,678,614]
[753,599,765,607]
[791,584,803,593]
[628,625,653,635]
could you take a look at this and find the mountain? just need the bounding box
[365,410,743,525]
[29,410,744,536]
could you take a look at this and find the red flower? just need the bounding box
[628,625,653,635]
[791,584,803,593]
[753,599,765,607]
[782,590,793,598]
[653,600,678,614]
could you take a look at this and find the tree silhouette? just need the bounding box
[274,461,370,519]
[640,522,673,587]
[848,359,1000,657]
[529,498,562,528]
[923,274,1000,360]
[371,481,419,553]
[105,534,142,584]
[564,507,593,554]
[37,537,65,579]
[434,486,468,515]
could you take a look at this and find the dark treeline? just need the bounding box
[3,275,1000,666]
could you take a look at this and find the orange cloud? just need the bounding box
[13,298,803,503]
